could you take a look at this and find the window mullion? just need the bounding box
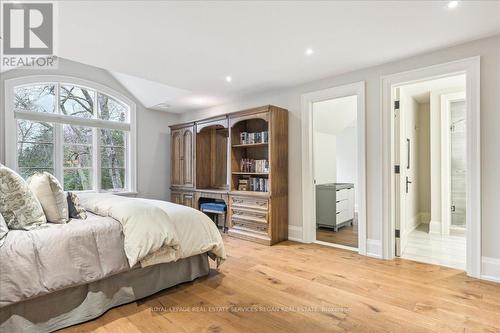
[93,128,101,192]
[54,84,63,185]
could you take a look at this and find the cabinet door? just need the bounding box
[182,193,195,208]
[171,191,182,205]
[171,129,183,186]
[182,127,194,187]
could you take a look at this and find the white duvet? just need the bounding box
[78,193,226,268]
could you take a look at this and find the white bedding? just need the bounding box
[78,193,226,268]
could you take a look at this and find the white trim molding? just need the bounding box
[380,57,481,278]
[4,75,137,193]
[288,225,304,242]
[481,257,500,283]
[301,81,367,255]
[366,239,382,258]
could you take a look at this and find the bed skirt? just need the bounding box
[0,253,209,333]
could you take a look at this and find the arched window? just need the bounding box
[5,76,136,193]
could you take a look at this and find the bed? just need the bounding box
[0,194,226,333]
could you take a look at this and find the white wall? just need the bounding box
[177,34,499,260]
[0,58,179,200]
[336,124,358,209]
[313,132,336,184]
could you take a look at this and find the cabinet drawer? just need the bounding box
[336,199,349,213]
[336,189,350,200]
[231,217,268,234]
[231,207,267,224]
[231,196,268,211]
[336,210,352,224]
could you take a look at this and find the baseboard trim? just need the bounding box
[481,256,500,283]
[429,220,441,234]
[366,239,382,258]
[288,225,304,242]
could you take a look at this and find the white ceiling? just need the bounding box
[401,74,466,103]
[313,95,357,134]
[57,1,500,112]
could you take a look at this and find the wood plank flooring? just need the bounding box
[61,236,500,333]
[316,224,358,248]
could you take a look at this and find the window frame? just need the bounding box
[5,75,137,194]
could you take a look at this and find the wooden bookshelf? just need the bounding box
[169,105,288,245]
[228,106,288,244]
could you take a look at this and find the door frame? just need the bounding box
[381,57,481,278]
[301,81,367,255]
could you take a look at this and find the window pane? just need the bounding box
[60,85,94,118]
[98,93,127,122]
[64,169,92,191]
[15,84,55,113]
[64,145,92,168]
[100,129,125,147]
[101,168,125,190]
[17,143,53,168]
[63,125,92,144]
[101,147,124,168]
[18,168,54,179]
[17,120,53,143]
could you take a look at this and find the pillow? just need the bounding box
[0,213,8,247]
[0,165,47,230]
[27,172,69,223]
[67,192,87,219]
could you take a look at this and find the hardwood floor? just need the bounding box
[316,224,358,248]
[62,236,500,333]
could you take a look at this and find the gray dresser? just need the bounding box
[316,183,354,231]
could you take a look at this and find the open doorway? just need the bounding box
[394,74,466,269]
[313,96,358,249]
[302,81,366,254]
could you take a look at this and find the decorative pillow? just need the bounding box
[27,172,69,223]
[67,192,87,219]
[0,213,8,247]
[0,164,47,230]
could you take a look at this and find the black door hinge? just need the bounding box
[394,165,400,174]
[395,229,400,238]
[394,100,400,109]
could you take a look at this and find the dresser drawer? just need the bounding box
[336,210,352,224]
[336,188,350,201]
[336,199,349,213]
[231,207,267,224]
[231,217,268,234]
[231,196,268,211]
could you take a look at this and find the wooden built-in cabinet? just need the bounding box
[169,105,288,245]
[171,124,195,188]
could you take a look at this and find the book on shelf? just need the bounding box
[237,176,269,192]
[239,131,269,145]
[239,158,269,173]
